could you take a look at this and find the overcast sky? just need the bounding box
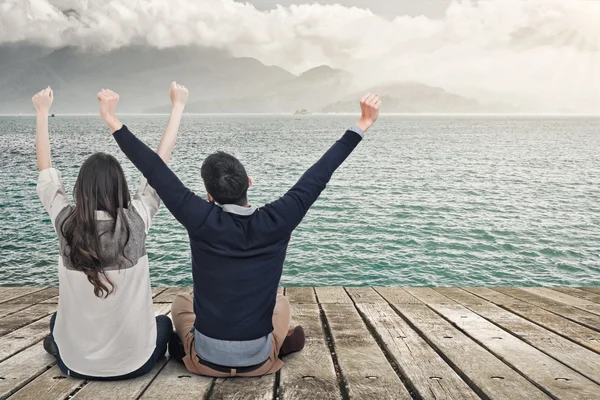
[240,0,452,17]
[1,0,599,111]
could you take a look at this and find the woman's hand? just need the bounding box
[157,81,189,164]
[169,81,189,108]
[32,87,53,115]
[97,89,123,132]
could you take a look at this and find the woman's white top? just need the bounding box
[37,168,160,377]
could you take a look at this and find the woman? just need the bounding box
[34,82,189,380]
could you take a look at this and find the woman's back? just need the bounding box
[38,167,160,377]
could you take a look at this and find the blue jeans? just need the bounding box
[49,312,173,380]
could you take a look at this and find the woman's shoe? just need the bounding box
[43,335,57,356]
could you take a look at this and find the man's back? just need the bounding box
[190,204,290,341]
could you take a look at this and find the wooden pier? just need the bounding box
[1,286,600,399]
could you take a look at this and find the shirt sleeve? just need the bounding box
[131,175,161,233]
[112,125,213,232]
[36,168,71,229]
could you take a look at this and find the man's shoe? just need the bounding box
[279,326,305,358]
[169,334,186,363]
[43,335,57,356]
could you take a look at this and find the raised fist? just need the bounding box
[32,87,53,114]
[170,81,189,107]
[97,89,120,123]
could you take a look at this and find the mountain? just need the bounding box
[322,83,518,114]
[0,46,295,114]
[166,64,358,113]
[0,44,518,114]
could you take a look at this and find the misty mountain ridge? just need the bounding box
[0,45,517,114]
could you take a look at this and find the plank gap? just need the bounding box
[343,288,420,399]
[417,296,565,400]
[203,378,216,400]
[373,289,492,400]
[314,288,351,400]
[463,288,600,355]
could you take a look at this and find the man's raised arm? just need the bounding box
[98,88,212,231]
[265,94,381,232]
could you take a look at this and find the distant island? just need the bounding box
[294,109,311,115]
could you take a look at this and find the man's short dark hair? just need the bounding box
[201,151,249,206]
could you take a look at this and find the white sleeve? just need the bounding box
[36,168,71,229]
[131,175,161,233]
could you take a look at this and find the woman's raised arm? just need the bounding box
[32,87,54,171]
[156,82,189,164]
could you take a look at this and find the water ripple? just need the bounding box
[1,115,599,287]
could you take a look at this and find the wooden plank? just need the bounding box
[277,286,284,296]
[0,303,31,319]
[71,359,167,400]
[279,303,341,400]
[374,287,421,304]
[521,287,600,316]
[0,315,51,362]
[494,287,600,331]
[344,287,386,304]
[407,288,600,399]
[153,287,193,303]
[352,301,479,399]
[210,376,274,400]
[551,287,600,305]
[153,303,172,316]
[0,288,45,305]
[321,302,411,399]
[578,287,600,295]
[379,288,549,399]
[40,296,59,304]
[4,288,59,305]
[285,287,316,304]
[8,365,84,400]
[464,288,600,353]
[139,358,213,399]
[151,287,168,298]
[0,304,56,336]
[438,288,600,384]
[0,345,56,400]
[314,287,352,304]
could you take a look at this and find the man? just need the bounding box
[98,89,381,377]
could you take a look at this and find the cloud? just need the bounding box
[1,0,599,111]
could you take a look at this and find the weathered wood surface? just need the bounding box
[464,287,600,353]
[280,288,340,400]
[349,288,479,400]
[494,287,600,331]
[319,288,411,399]
[407,288,600,399]
[377,288,550,399]
[1,286,599,400]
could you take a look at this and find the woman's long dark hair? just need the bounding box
[60,153,132,298]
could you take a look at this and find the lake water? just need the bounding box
[1,115,599,287]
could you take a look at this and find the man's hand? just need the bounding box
[97,89,123,132]
[32,87,53,115]
[356,94,382,133]
[169,81,189,108]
